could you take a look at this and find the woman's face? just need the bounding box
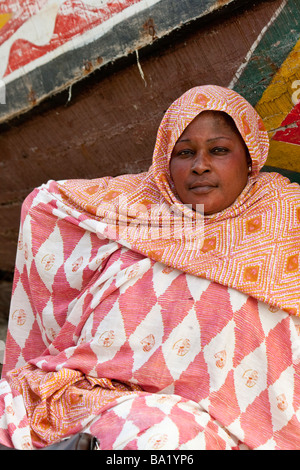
[169,111,250,215]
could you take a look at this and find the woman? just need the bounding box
[1,85,300,450]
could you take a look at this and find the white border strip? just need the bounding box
[1,0,162,84]
[228,0,287,90]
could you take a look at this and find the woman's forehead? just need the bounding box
[178,110,242,139]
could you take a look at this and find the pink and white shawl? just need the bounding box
[1,85,300,450]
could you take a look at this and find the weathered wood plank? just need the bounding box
[233,0,300,174]
[0,0,240,124]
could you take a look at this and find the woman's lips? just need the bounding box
[189,183,217,194]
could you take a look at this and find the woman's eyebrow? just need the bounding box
[176,138,191,143]
[207,136,233,142]
[176,136,233,144]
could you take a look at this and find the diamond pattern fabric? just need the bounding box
[0,85,299,449]
[0,188,299,449]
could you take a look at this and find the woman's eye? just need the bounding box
[211,147,229,154]
[177,149,194,157]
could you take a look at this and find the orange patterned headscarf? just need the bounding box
[59,85,300,315]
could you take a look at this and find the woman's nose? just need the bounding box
[191,151,210,174]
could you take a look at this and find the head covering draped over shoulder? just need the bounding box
[58,85,300,315]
